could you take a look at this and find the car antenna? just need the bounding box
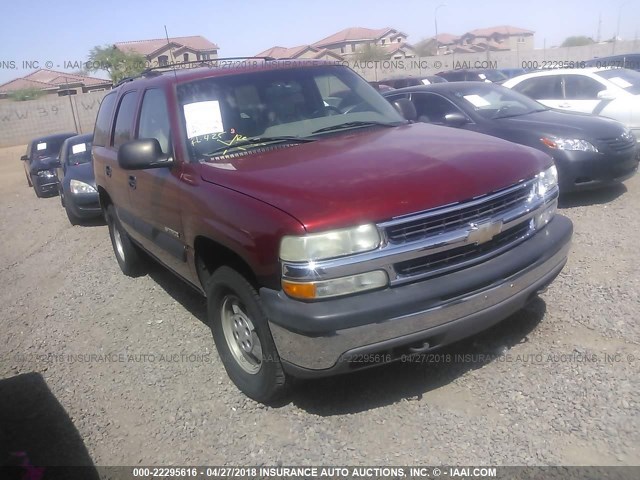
[164,25,179,81]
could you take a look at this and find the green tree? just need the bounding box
[8,87,46,101]
[561,36,595,47]
[354,44,388,62]
[86,45,147,83]
[413,38,437,57]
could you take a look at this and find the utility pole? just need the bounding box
[596,12,602,43]
[434,4,446,56]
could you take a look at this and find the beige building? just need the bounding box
[313,27,413,58]
[255,45,344,61]
[0,69,112,99]
[114,35,219,66]
[436,26,534,55]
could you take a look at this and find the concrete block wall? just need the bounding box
[0,90,108,148]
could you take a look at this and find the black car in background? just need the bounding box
[436,69,508,83]
[55,133,100,225]
[21,133,76,197]
[371,75,448,90]
[383,83,638,192]
[584,54,640,71]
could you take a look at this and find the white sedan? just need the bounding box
[503,68,640,140]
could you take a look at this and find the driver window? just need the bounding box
[411,93,461,124]
[138,89,171,154]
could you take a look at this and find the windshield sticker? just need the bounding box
[184,101,224,139]
[463,95,491,108]
[72,143,87,154]
[36,142,47,151]
[478,74,487,80]
[608,77,632,88]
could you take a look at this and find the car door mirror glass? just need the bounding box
[118,138,173,170]
[20,155,28,161]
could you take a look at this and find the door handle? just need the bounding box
[128,175,137,189]
[105,165,112,177]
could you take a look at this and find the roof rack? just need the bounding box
[112,57,278,87]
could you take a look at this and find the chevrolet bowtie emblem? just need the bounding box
[468,220,503,245]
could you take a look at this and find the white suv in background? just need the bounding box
[503,68,640,140]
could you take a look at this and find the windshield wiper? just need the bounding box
[205,136,315,157]
[311,121,400,135]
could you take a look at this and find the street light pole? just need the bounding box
[614,0,632,54]
[434,4,446,56]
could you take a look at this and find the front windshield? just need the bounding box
[595,68,640,95]
[453,84,547,119]
[67,140,93,165]
[32,137,67,159]
[177,65,404,161]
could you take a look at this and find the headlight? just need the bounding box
[541,137,598,152]
[536,165,558,197]
[282,271,388,300]
[70,179,97,194]
[280,224,380,262]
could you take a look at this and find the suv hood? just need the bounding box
[201,123,551,232]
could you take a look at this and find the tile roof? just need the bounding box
[0,69,111,93]
[254,45,344,60]
[313,27,405,47]
[434,33,459,45]
[465,25,534,37]
[114,35,219,57]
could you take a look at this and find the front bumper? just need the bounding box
[65,191,102,218]
[32,173,59,196]
[261,215,573,376]
[553,148,639,192]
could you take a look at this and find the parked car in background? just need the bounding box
[436,69,508,83]
[371,75,447,90]
[369,82,395,93]
[503,68,640,139]
[93,59,572,402]
[499,67,528,79]
[584,54,640,71]
[55,134,100,225]
[383,83,638,192]
[21,133,76,197]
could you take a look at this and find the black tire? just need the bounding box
[105,204,144,276]
[206,266,287,403]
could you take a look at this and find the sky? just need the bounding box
[1,0,639,84]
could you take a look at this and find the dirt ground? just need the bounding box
[0,144,638,467]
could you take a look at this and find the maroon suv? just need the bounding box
[93,59,572,402]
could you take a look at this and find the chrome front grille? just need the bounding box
[281,177,558,289]
[598,134,636,152]
[385,181,534,244]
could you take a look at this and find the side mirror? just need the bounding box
[444,112,470,127]
[20,155,28,161]
[392,98,417,122]
[118,138,173,170]
[597,90,617,101]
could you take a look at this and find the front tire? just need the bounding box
[105,204,144,276]
[65,204,81,226]
[206,266,287,403]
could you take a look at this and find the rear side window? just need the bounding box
[93,92,117,147]
[512,76,562,100]
[112,92,138,148]
[138,89,171,154]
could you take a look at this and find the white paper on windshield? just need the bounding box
[463,95,491,108]
[36,142,47,151]
[184,101,224,138]
[72,143,87,154]
[608,77,632,88]
[478,73,487,80]
[210,163,236,170]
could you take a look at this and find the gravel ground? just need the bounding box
[0,143,638,467]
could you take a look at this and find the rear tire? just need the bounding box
[105,204,144,276]
[206,266,287,403]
